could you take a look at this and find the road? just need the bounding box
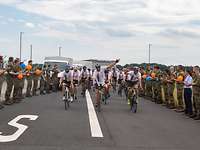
[0,90,200,150]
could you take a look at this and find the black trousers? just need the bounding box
[184,88,193,115]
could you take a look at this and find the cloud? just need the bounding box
[1,0,200,65]
[25,22,35,28]
[158,28,200,38]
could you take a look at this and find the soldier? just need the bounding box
[152,66,162,104]
[161,69,170,106]
[0,56,5,109]
[167,66,176,109]
[13,58,23,103]
[45,64,51,94]
[4,57,14,105]
[175,65,185,112]
[40,67,46,95]
[51,64,59,92]
[32,66,40,96]
[26,60,33,97]
[145,64,152,99]
[19,62,26,99]
[192,66,200,120]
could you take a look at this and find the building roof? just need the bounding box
[84,59,114,63]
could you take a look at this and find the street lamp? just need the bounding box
[148,43,152,65]
[30,44,33,60]
[19,32,24,62]
[59,46,62,57]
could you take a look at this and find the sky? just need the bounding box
[0,0,200,65]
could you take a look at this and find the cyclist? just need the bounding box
[59,65,74,102]
[87,68,93,90]
[93,59,120,109]
[118,69,125,96]
[111,67,118,92]
[72,66,80,100]
[127,67,142,107]
[80,66,89,96]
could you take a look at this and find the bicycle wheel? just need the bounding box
[131,96,137,113]
[64,88,70,110]
[64,99,67,110]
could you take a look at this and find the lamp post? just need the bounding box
[59,46,62,57]
[148,43,152,65]
[19,32,24,62]
[30,44,33,60]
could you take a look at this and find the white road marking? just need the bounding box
[0,115,38,142]
[85,90,103,138]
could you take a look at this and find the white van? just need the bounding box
[44,56,73,71]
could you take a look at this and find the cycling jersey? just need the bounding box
[73,70,80,81]
[93,69,106,87]
[80,70,89,80]
[127,71,142,88]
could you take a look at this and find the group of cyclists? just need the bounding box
[59,59,143,112]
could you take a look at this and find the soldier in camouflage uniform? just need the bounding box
[161,69,170,106]
[145,64,152,98]
[32,66,39,96]
[167,67,176,109]
[192,66,200,120]
[26,60,33,97]
[4,57,14,105]
[40,66,46,95]
[51,64,59,92]
[0,56,5,109]
[152,66,162,104]
[13,58,23,103]
[19,62,26,99]
[175,65,185,112]
[45,65,51,94]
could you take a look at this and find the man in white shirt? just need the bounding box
[93,59,120,108]
[59,65,74,102]
[72,67,81,100]
[183,69,193,116]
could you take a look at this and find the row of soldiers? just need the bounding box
[0,56,60,109]
[140,64,200,120]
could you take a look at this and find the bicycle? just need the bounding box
[95,85,103,112]
[63,83,70,110]
[127,85,138,113]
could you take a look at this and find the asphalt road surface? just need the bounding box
[0,90,200,150]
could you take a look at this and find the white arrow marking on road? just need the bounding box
[0,115,38,142]
[86,90,103,138]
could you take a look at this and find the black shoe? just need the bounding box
[4,100,13,105]
[189,114,197,118]
[0,104,4,109]
[194,115,200,120]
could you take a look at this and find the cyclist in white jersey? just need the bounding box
[59,65,74,102]
[72,67,80,100]
[93,59,120,107]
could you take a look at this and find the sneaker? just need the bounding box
[0,104,4,109]
[70,97,73,102]
[127,99,130,105]
[62,96,65,101]
[194,115,200,120]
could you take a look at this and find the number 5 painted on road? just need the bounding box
[0,115,38,142]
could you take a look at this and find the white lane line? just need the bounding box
[85,90,103,138]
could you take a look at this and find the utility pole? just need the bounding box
[30,44,33,60]
[59,46,62,57]
[148,43,152,65]
[19,32,24,62]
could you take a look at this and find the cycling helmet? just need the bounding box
[65,65,70,72]
[95,64,101,69]
[83,66,87,70]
